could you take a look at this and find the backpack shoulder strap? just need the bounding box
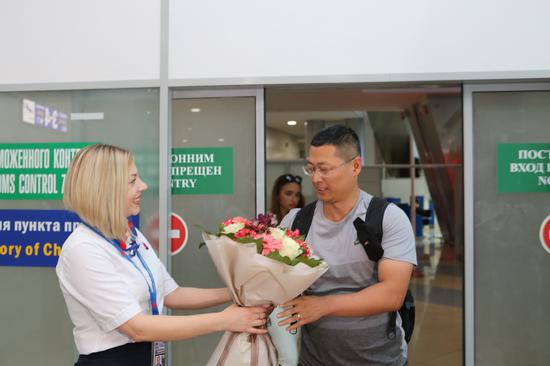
[365,197,390,249]
[291,201,317,238]
[353,196,389,262]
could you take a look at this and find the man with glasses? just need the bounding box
[277,125,416,366]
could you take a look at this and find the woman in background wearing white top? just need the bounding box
[56,144,268,366]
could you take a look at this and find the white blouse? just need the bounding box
[56,224,179,355]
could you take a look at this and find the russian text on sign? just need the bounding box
[53,148,81,169]
[171,153,215,164]
[518,149,550,160]
[509,163,546,174]
[171,166,222,176]
[14,220,61,234]
[0,149,50,169]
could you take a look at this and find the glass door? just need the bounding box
[0,88,160,366]
[464,83,550,366]
[168,88,264,365]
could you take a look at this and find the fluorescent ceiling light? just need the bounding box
[70,112,104,120]
[287,120,297,126]
[190,108,201,113]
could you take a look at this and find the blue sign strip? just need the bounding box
[0,209,139,268]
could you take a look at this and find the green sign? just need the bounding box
[497,143,550,193]
[171,147,233,195]
[0,142,92,200]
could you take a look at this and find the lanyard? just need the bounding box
[81,221,160,316]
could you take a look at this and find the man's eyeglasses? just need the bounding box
[283,174,302,184]
[302,156,358,178]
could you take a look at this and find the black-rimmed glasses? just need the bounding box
[302,156,358,178]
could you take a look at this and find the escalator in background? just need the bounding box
[408,96,463,256]
[366,94,463,256]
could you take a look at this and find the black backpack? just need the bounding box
[291,197,415,343]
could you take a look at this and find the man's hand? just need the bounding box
[276,295,326,332]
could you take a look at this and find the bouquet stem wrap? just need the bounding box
[212,331,277,366]
[203,233,328,366]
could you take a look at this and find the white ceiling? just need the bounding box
[266,86,460,137]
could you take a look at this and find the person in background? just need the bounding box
[267,174,305,366]
[270,174,305,224]
[56,144,267,366]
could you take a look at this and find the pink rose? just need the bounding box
[257,233,282,256]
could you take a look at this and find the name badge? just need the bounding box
[152,341,166,366]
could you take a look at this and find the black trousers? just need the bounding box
[298,360,408,366]
[75,342,151,366]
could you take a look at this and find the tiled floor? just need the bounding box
[408,236,464,366]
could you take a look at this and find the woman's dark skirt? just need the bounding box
[74,342,151,366]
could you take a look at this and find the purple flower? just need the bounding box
[254,213,278,228]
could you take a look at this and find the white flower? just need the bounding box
[223,222,245,234]
[279,236,302,260]
[269,227,286,241]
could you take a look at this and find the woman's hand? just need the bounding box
[220,304,269,334]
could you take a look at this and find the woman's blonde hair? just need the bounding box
[64,144,133,240]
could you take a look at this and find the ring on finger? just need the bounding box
[296,313,302,320]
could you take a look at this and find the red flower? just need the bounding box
[234,228,255,239]
[286,229,301,239]
[297,240,311,257]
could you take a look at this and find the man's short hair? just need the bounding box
[310,125,361,160]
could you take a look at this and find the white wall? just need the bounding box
[266,128,301,160]
[2,0,549,86]
[0,0,160,84]
[170,0,550,83]
[382,176,431,205]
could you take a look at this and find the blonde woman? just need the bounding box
[56,144,267,366]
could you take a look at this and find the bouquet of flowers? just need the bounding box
[202,213,328,366]
[212,214,322,267]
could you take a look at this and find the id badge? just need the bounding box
[152,341,166,366]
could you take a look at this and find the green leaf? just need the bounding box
[289,254,323,268]
[233,237,263,253]
[266,251,292,265]
[299,257,323,268]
